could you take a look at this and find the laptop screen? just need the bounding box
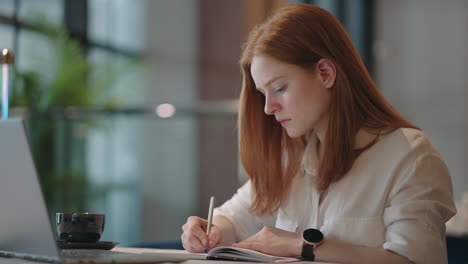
[0,119,60,261]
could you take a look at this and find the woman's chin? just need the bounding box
[285,130,302,138]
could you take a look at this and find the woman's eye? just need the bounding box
[274,86,286,94]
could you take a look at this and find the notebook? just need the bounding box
[115,246,299,263]
[205,246,298,262]
[0,119,196,263]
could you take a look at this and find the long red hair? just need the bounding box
[239,4,417,215]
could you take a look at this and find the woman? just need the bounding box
[181,4,456,263]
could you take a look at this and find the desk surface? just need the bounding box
[0,247,329,264]
[114,247,328,263]
[0,260,321,264]
[0,258,325,264]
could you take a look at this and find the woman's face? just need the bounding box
[250,55,334,138]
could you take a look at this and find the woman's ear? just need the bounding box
[316,58,336,89]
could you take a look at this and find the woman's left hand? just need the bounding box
[232,226,303,257]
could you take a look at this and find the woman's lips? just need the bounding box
[278,119,291,125]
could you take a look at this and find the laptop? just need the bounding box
[0,119,190,263]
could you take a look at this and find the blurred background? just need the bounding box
[0,0,466,254]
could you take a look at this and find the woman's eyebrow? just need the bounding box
[256,76,285,91]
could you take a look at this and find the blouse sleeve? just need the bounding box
[383,151,457,264]
[213,180,276,242]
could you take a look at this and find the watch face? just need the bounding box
[303,228,323,243]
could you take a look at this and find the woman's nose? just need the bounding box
[264,96,281,115]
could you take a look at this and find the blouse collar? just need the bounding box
[300,128,381,177]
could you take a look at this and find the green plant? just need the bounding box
[10,21,123,109]
[8,17,138,213]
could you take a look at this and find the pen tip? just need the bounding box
[204,249,208,253]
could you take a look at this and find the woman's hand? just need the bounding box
[181,216,222,252]
[232,226,303,257]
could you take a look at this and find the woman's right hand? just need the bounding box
[181,216,222,252]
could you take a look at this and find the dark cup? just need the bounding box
[56,213,105,243]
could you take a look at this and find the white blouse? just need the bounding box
[213,128,456,264]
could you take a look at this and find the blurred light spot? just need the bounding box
[156,104,176,118]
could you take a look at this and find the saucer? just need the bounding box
[57,240,119,250]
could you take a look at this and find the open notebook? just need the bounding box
[206,246,300,262]
[114,246,300,263]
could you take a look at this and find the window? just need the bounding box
[291,0,374,74]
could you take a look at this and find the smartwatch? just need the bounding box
[301,228,324,261]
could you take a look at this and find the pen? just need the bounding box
[205,196,215,253]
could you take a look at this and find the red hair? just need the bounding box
[239,4,417,215]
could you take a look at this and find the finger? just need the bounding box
[185,219,209,247]
[183,222,205,238]
[186,233,205,252]
[186,232,208,250]
[181,233,193,251]
[181,233,188,248]
[182,230,207,249]
[189,226,208,247]
[187,216,208,228]
[181,232,196,249]
[184,232,206,252]
[182,221,208,252]
[207,227,222,250]
[183,217,205,232]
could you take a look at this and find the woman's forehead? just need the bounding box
[251,56,292,81]
[251,55,311,87]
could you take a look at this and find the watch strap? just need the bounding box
[301,242,315,261]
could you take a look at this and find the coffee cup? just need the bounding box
[56,213,105,243]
